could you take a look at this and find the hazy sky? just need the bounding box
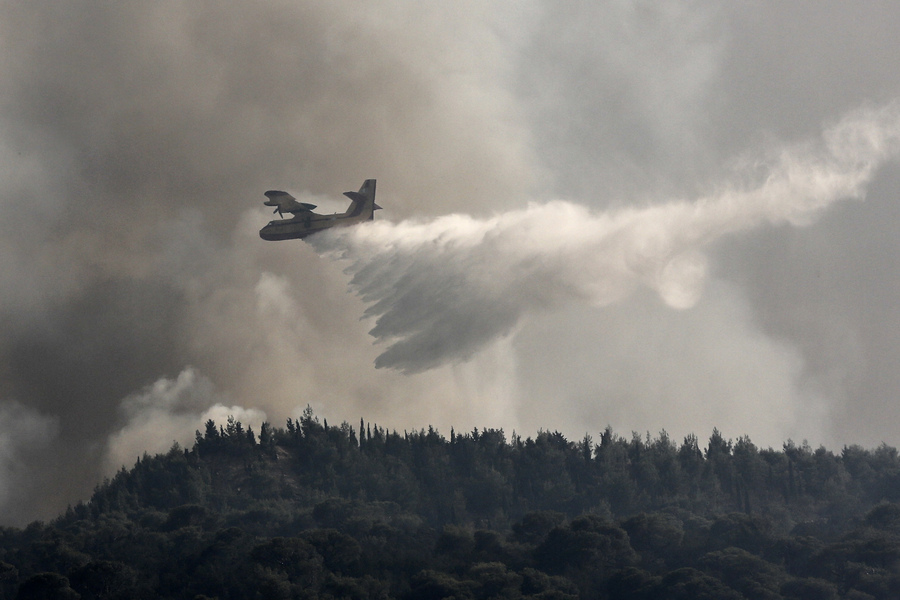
[2,1,900,525]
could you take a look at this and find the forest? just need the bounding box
[0,407,898,599]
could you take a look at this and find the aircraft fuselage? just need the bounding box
[260,211,368,240]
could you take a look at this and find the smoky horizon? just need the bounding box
[2,2,900,526]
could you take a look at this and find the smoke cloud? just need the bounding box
[1,1,900,525]
[0,401,59,524]
[314,103,900,372]
[103,368,267,473]
[0,0,538,524]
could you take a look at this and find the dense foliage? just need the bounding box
[1,408,899,599]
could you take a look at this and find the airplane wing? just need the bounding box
[263,190,316,217]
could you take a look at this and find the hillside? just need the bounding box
[0,408,898,599]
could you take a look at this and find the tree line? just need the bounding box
[0,408,897,598]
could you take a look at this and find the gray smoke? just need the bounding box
[1,1,900,526]
[0,1,535,524]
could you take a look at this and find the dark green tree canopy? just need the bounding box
[0,411,899,599]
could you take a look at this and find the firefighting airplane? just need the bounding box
[259,179,381,241]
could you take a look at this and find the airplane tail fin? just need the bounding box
[342,179,380,219]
